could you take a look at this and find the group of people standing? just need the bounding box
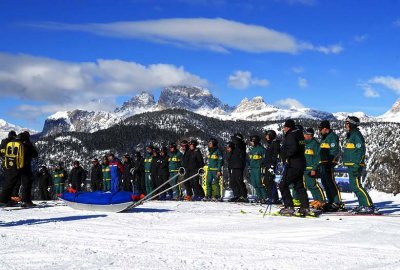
[0,116,374,215]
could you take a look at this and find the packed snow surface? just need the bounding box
[1,191,400,270]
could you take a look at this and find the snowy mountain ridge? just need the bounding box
[0,118,37,139]
[42,86,339,135]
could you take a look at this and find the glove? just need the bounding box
[80,183,84,187]
[47,186,51,192]
[268,168,274,175]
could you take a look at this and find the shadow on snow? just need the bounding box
[0,214,107,227]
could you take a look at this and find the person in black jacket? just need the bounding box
[150,148,160,195]
[226,140,248,202]
[278,119,310,216]
[183,139,205,201]
[36,165,52,200]
[0,130,22,205]
[263,130,281,204]
[68,161,86,192]
[90,158,103,191]
[133,152,145,195]
[157,147,170,200]
[122,154,134,192]
[19,131,39,207]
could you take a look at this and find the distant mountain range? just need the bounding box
[0,119,37,140]
[1,85,400,137]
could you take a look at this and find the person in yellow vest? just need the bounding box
[303,128,325,209]
[343,116,375,214]
[318,120,344,212]
[53,162,68,196]
[204,138,223,201]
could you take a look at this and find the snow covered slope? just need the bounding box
[42,110,121,136]
[114,91,157,119]
[1,191,399,270]
[377,99,400,122]
[0,118,36,139]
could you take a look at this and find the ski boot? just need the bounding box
[279,207,296,216]
[236,197,249,203]
[353,206,378,215]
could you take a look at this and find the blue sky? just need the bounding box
[1,0,400,131]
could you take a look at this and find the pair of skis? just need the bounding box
[124,167,205,211]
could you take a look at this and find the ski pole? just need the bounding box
[130,168,205,208]
[127,167,186,209]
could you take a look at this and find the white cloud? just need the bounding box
[354,34,368,43]
[31,18,342,55]
[227,70,270,90]
[393,19,400,27]
[276,98,305,109]
[298,77,308,89]
[292,66,304,74]
[368,76,400,95]
[359,83,380,98]
[299,42,343,54]
[0,52,207,117]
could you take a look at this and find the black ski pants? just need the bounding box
[278,167,309,209]
[184,169,204,197]
[0,170,21,203]
[229,168,247,198]
[263,172,279,201]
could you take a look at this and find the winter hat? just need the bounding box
[283,119,296,129]
[345,116,360,126]
[8,130,17,139]
[318,120,331,130]
[304,127,315,135]
[168,142,177,149]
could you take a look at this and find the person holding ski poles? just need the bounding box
[263,130,281,204]
[278,119,311,217]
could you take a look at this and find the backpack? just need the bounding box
[4,140,24,170]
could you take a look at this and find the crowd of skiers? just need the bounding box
[0,116,375,215]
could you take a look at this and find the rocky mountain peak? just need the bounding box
[114,91,156,118]
[389,99,400,113]
[157,86,224,110]
[234,96,277,113]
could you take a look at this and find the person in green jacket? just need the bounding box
[303,128,325,209]
[52,162,67,196]
[205,138,223,201]
[248,135,268,203]
[343,116,375,214]
[144,145,154,195]
[318,120,344,212]
[101,156,111,191]
[168,142,183,200]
